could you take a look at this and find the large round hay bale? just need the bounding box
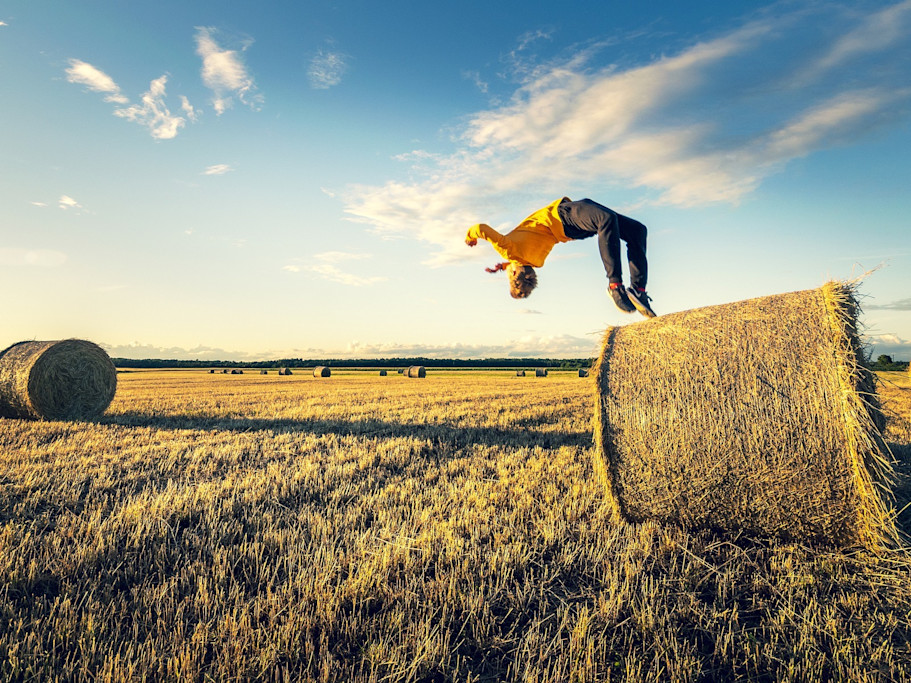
[516,370,526,377]
[535,368,548,377]
[379,370,388,376]
[313,366,331,378]
[278,367,293,376]
[593,282,897,549]
[405,365,426,378]
[0,339,117,421]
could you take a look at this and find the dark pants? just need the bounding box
[557,198,648,289]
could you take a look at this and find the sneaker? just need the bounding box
[627,286,657,318]
[607,284,636,313]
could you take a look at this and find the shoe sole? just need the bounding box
[628,295,657,318]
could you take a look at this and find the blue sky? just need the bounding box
[1,0,909,361]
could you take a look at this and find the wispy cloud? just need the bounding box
[866,333,911,360]
[58,195,82,210]
[343,333,597,359]
[65,59,191,139]
[308,49,349,89]
[285,252,386,286]
[195,27,261,114]
[866,297,911,311]
[65,59,128,103]
[113,75,186,140]
[342,4,911,264]
[203,164,233,175]
[0,248,67,267]
[308,263,387,286]
[313,251,371,263]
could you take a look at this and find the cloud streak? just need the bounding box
[308,49,349,89]
[195,27,261,114]
[342,3,911,264]
[66,59,190,139]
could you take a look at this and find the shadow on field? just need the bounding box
[98,413,593,451]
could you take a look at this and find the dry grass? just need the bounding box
[594,282,897,550]
[0,339,117,421]
[0,368,909,682]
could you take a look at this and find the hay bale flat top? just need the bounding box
[0,339,117,421]
[594,282,897,549]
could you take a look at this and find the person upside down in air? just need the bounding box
[465,197,656,318]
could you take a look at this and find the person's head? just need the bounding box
[507,263,538,299]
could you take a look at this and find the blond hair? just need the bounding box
[507,263,538,299]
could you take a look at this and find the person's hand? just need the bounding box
[465,237,478,247]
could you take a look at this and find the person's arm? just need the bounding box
[465,223,514,260]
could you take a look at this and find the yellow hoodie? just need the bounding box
[466,197,571,267]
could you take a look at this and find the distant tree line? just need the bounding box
[866,354,909,372]
[112,357,595,370]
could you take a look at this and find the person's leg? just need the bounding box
[617,214,648,290]
[558,198,623,283]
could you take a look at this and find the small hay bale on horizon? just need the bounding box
[516,370,526,377]
[222,369,229,374]
[593,281,898,550]
[379,370,388,376]
[208,369,215,374]
[0,339,117,421]
[535,368,548,377]
[278,367,293,376]
[313,366,331,378]
[230,369,243,375]
[260,369,268,375]
[405,365,426,378]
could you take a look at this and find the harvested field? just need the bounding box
[0,368,909,681]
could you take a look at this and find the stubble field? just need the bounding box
[1,368,910,682]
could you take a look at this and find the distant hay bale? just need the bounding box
[313,366,331,378]
[535,368,548,377]
[0,339,117,421]
[278,367,293,376]
[230,369,243,375]
[593,282,898,549]
[579,369,589,377]
[208,369,215,374]
[260,370,268,375]
[222,369,229,374]
[379,370,388,376]
[397,368,404,374]
[405,365,426,378]
[516,370,526,377]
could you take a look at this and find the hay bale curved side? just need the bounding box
[593,281,897,549]
[405,366,426,378]
[535,368,548,377]
[0,339,117,421]
[313,366,331,378]
[516,370,526,377]
[278,367,292,376]
[379,370,388,376]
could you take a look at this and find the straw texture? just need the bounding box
[405,366,426,378]
[0,339,117,421]
[593,282,898,549]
